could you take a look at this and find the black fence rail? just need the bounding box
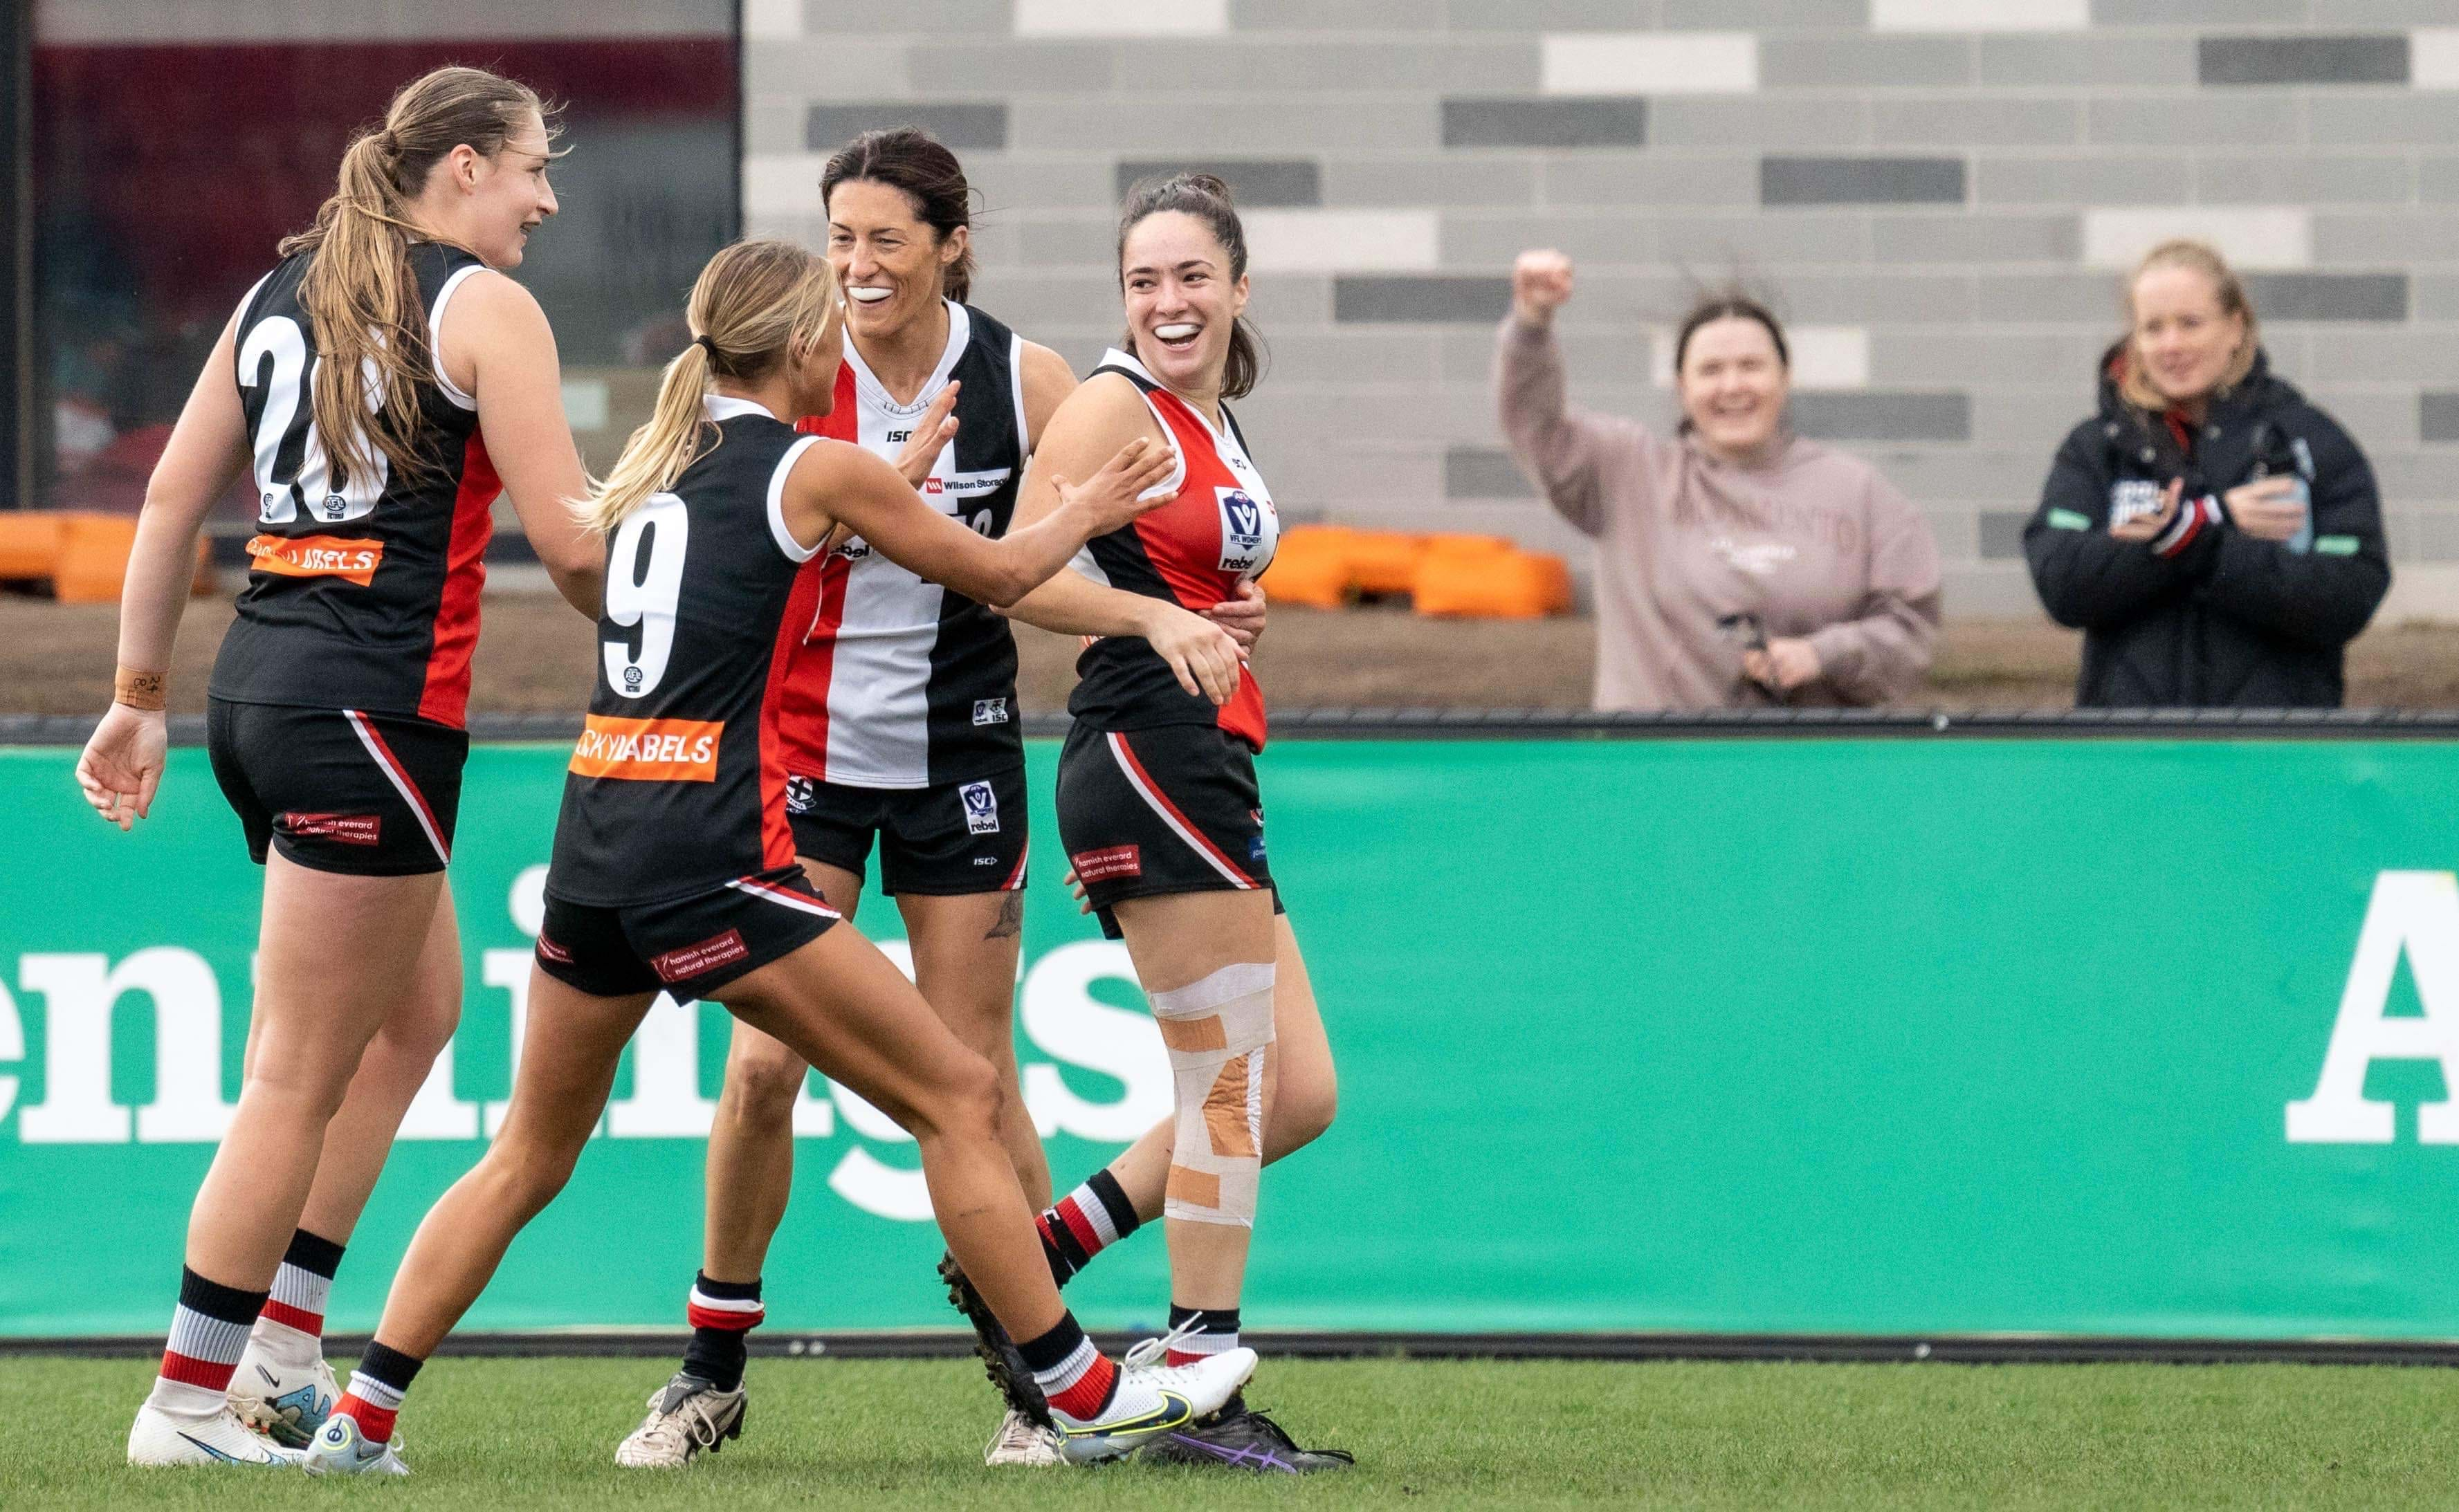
[12,1329,2459,1368]
[8,708,2459,746]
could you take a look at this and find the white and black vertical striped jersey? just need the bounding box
[780,300,1029,789]
[546,397,823,906]
[208,242,500,727]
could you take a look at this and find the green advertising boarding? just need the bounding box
[4,736,2459,1340]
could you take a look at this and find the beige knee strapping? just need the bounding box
[1148,961,1276,1228]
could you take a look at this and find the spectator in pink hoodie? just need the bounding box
[1497,249,1941,711]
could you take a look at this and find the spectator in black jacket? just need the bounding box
[2024,239,2391,707]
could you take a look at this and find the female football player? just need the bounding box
[80,66,603,1468]
[991,172,1347,1470]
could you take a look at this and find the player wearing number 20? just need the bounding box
[76,68,605,1468]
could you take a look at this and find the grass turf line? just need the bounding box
[12,1356,2459,1509]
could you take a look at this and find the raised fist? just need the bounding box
[1512,249,1575,326]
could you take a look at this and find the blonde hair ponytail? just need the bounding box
[582,239,841,533]
[282,66,558,489]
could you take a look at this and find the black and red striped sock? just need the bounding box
[334,1340,423,1445]
[1036,1169,1141,1287]
[262,1228,344,1341]
[680,1272,763,1393]
[1017,1312,1117,1422]
[1165,1304,1241,1367]
[150,1266,268,1414]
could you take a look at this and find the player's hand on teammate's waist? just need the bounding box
[1206,578,1265,656]
[895,380,961,488]
[1049,436,1180,536]
[1142,600,1243,707]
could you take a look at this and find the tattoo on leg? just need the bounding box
[985,889,1024,941]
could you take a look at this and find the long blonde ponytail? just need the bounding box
[582,240,840,534]
[282,66,558,488]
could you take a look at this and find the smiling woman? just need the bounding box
[2022,239,2393,708]
[1496,251,1941,712]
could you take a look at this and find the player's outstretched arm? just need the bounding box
[781,432,1173,608]
[445,270,604,616]
[1000,374,1245,705]
[75,308,249,830]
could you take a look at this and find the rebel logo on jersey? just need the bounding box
[567,714,722,782]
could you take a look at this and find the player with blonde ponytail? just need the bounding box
[305,238,1262,1475]
[82,64,605,1468]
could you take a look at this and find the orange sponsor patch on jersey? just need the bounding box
[245,533,385,586]
[568,714,722,782]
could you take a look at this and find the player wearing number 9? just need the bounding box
[86,67,607,1469]
[298,239,1257,1475]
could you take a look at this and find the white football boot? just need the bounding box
[983,1407,1066,1466]
[228,1317,338,1450]
[614,1372,747,1468]
[1050,1336,1259,1465]
[298,1411,408,1476]
[127,1400,299,1468]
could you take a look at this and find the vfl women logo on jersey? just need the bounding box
[1216,488,1273,574]
[960,780,1000,836]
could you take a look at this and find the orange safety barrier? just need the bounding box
[1260,525,1356,608]
[1344,531,1426,596]
[1413,546,1575,620]
[0,513,64,580]
[0,511,212,602]
[54,515,144,604]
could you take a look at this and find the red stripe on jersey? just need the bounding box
[1126,389,1269,750]
[758,561,826,874]
[776,369,862,775]
[416,429,497,728]
[1110,731,1256,887]
[796,364,859,443]
[775,553,850,780]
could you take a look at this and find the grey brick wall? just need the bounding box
[747,0,2459,616]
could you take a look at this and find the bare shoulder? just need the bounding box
[1047,369,1160,450]
[1018,339,1075,390]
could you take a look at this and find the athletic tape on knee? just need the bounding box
[1149,962,1275,1228]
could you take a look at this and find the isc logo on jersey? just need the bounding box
[1216,488,1273,575]
[569,714,722,782]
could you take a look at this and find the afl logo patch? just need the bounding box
[972,697,1009,726]
[960,780,1000,836]
[1216,487,1274,575]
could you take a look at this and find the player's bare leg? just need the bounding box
[230,885,465,1447]
[131,856,446,1469]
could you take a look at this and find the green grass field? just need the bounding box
[11,1355,2459,1509]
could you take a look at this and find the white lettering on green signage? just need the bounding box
[2287,871,2459,1144]
[0,865,1173,1225]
